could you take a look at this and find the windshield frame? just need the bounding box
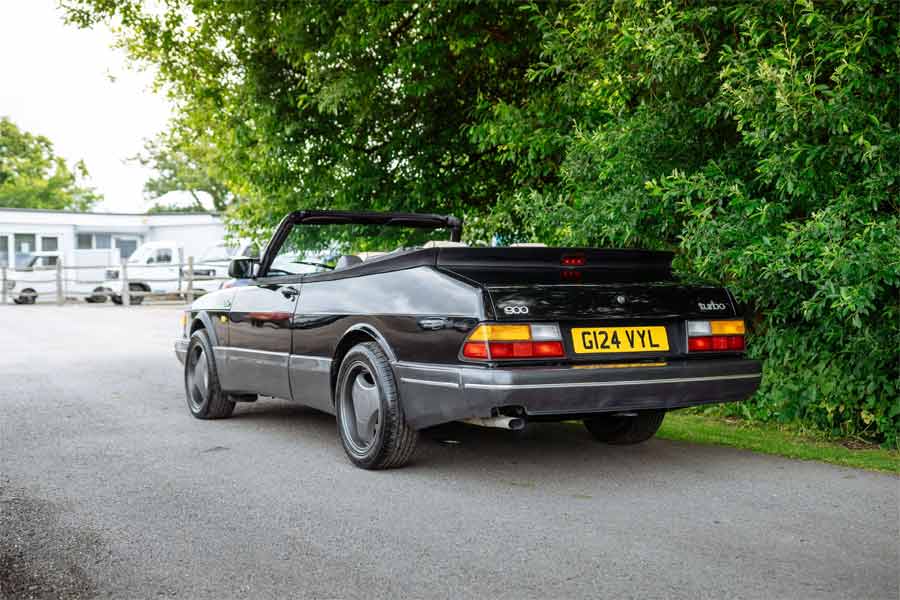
[258,210,462,278]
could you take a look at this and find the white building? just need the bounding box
[0,208,225,269]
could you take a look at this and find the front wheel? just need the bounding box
[335,342,418,469]
[86,287,108,303]
[14,289,37,304]
[184,329,235,419]
[111,284,146,305]
[583,410,666,445]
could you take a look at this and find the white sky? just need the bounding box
[0,0,173,213]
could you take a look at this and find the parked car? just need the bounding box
[174,210,762,470]
[8,252,60,304]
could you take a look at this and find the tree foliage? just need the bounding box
[0,117,100,210]
[132,126,235,212]
[64,0,564,236]
[63,0,899,444]
[478,0,900,445]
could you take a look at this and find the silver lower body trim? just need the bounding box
[399,377,460,389]
[464,372,761,391]
[395,358,763,429]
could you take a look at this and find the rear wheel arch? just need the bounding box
[334,341,418,469]
[330,324,397,402]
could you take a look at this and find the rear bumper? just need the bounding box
[175,338,189,364]
[396,358,762,429]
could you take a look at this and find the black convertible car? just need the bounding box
[175,210,762,469]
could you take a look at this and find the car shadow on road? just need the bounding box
[226,399,745,480]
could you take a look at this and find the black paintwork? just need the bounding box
[488,283,735,321]
[438,246,674,284]
[182,211,759,424]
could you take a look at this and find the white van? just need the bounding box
[7,252,60,304]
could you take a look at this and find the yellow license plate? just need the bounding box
[571,326,669,354]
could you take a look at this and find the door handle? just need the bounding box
[281,287,299,299]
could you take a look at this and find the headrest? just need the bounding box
[334,254,363,270]
[422,240,469,248]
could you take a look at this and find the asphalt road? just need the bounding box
[0,305,897,599]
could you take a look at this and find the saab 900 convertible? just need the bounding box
[175,210,762,469]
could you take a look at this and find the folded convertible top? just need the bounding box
[436,247,675,285]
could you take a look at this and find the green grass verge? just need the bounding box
[657,412,899,474]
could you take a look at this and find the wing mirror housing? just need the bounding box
[228,257,259,279]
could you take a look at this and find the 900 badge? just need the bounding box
[503,305,529,315]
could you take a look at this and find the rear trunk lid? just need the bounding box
[436,247,738,361]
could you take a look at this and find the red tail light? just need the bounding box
[462,341,489,358]
[561,255,586,267]
[727,335,745,350]
[462,324,565,360]
[533,341,565,356]
[687,333,746,352]
[688,336,712,352]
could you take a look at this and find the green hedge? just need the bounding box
[473,1,899,445]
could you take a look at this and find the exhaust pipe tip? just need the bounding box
[462,416,527,431]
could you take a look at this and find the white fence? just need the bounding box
[0,257,230,306]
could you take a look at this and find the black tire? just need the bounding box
[184,329,235,419]
[110,284,145,305]
[334,342,418,469]
[85,287,108,303]
[16,289,37,304]
[583,410,666,445]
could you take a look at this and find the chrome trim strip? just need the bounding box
[291,353,333,364]
[393,361,465,373]
[400,377,460,389]
[214,346,288,358]
[464,372,762,391]
[214,347,332,362]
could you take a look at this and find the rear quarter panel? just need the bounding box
[292,266,484,363]
[289,267,484,412]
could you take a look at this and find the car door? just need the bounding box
[226,275,301,399]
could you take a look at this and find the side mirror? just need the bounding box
[147,257,155,264]
[228,257,259,279]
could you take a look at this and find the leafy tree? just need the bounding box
[0,117,101,210]
[476,1,900,444]
[63,0,564,237]
[132,126,235,212]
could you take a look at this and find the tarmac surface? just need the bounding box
[1,304,897,599]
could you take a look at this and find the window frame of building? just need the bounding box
[13,234,36,269]
[41,236,59,252]
[0,234,9,268]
